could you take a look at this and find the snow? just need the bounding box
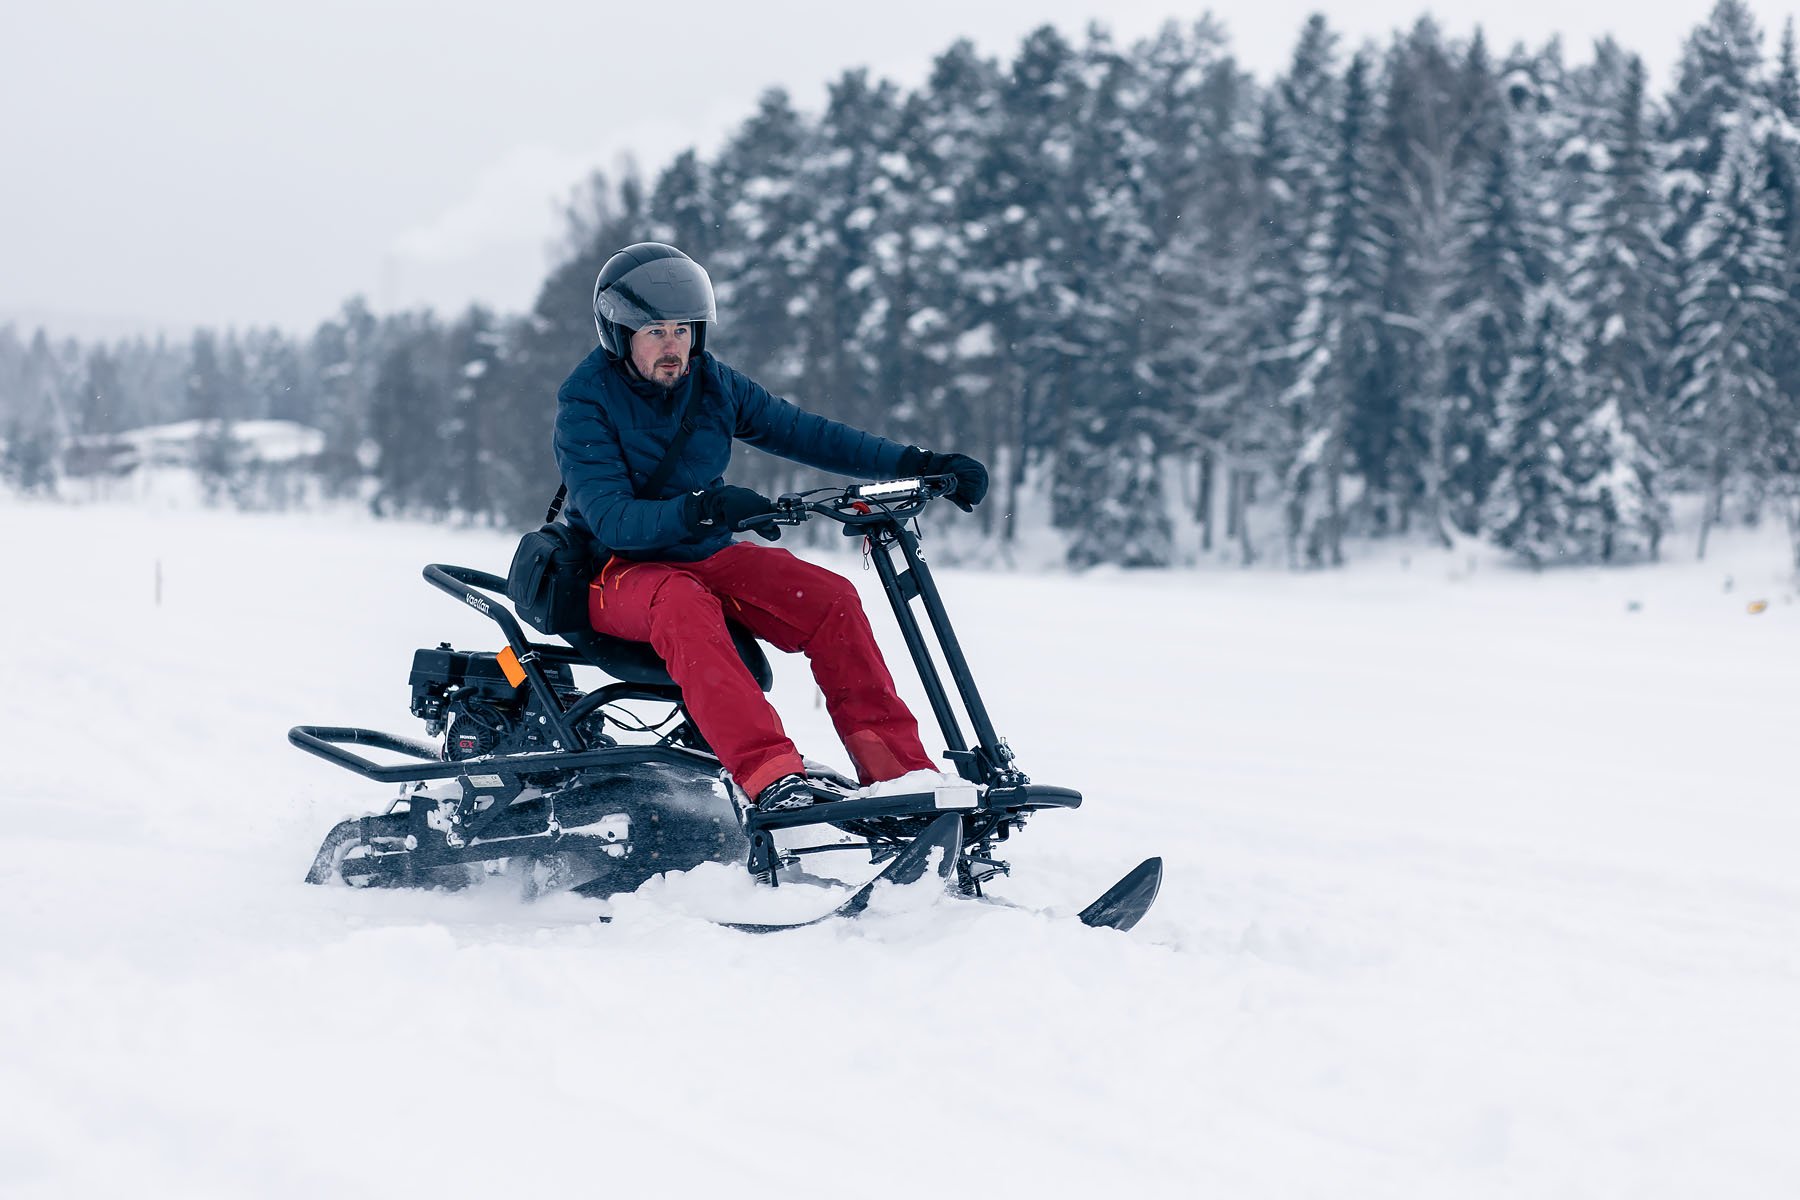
[954,323,996,359]
[851,768,980,809]
[2,496,1798,1197]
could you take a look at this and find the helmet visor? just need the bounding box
[595,257,717,329]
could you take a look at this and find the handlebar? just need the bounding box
[731,473,960,534]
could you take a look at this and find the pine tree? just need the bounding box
[441,306,506,522]
[1755,19,1800,569]
[978,25,1091,546]
[248,330,310,426]
[0,416,57,493]
[308,298,381,497]
[368,328,449,517]
[881,39,1006,472]
[1285,51,1384,566]
[1570,398,1662,561]
[0,330,63,496]
[1359,22,1471,537]
[706,89,816,398]
[1665,1,1770,248]
[1054,28,1176,568]
[186,330,240,500]
[1235,17,1339,564]
[75,346,122,436]
[1440,37,1532,539]
[185,330,248,425]
[784,69,904,445]
[1064,421,1175,567]
[1567,54,1671,559]
[1671,119,1787,556]
[1483,296,1588,565]
[648,149,725,264]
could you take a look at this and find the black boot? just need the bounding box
[755,774,816,813]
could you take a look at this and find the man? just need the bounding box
[553,242,988,813]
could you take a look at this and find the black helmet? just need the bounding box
[592,242,716,358]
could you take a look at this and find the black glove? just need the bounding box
[685,484,781,540]
[900,447,989,512]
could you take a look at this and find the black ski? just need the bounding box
[954,856,1163,931]
[721,813,962,933]
[1075,857,1163,932]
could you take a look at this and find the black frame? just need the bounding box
[289,479,1080,889]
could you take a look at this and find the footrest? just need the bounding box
[747,791,943,831]
[745,781,1077,832]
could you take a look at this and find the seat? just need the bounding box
[560,623,774,692]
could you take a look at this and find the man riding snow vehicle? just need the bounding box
[290,241,1162,930]
[554,241,989,813]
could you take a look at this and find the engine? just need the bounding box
[408,643,590,760]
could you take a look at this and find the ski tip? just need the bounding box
[1077,856,1163,933]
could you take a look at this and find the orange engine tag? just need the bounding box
[496,646,527,688]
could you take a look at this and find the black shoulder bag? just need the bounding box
[506,383,703,635]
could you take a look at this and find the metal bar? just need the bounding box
[743,782,1078,833]
[286,727,717,785]
[421,564,582,751]
[894,531,1008,769]
[865,533,968,757]
[285,727,443,777]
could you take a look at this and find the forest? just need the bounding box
[4,1,1797,570]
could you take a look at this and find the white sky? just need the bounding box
[2,0,1792,339]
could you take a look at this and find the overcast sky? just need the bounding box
[2,0,1790,340]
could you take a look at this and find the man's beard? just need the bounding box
[639,357,686,390]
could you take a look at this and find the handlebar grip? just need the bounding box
[731,515,786,540]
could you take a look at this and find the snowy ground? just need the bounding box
[1,495,1796,1199]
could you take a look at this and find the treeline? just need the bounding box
[4,1,1799,569]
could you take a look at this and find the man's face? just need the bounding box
[629,322,694,389]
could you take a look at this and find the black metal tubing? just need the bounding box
[561,681,685,730]
[865,533,970,763]
[287,727,444,776]
[288,716,1080,824]
[421,564,583,751]
[892,529,1013,776]
[744,783,1079,833]
[287,725,718,785]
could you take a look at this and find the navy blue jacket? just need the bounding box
[553,348,910,562]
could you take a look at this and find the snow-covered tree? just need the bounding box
[784,69,905,446]
[1567,53,1671,559]
[1664,0,1770,248]
[1285,51,1384,566]
[707,90,817,401]
[1425,33,1531,540]
[1052,27,1180,568]
[1670,118,1787,556]
[1483,296,1587,565]
[1238,16,1340,563]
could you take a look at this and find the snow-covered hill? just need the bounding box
[1,497,1795,1198]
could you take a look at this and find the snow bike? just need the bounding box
[291,474,1161,931]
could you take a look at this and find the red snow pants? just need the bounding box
[586,542,934,800]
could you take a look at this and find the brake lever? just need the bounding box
[732,493,811,532]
